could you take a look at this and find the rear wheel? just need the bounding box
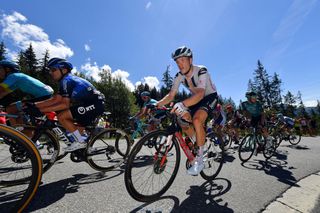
[86,128,130,172]
[13,125,59,174]
[238,134,256,162]
[0,125,42,213]
[124,130,180,202]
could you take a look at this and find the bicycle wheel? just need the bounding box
[288,131,301,145]
[86,128,130,172]
[238,134,256,162]
[0,125,42,213]
[263,136,277,159]
[13,125,60,174]
[201,132,224,180]
[124,130,180,202]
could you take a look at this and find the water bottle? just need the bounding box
[185,136,194,150]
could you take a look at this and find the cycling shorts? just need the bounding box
[70,99,105,126]
[189,92,218,117]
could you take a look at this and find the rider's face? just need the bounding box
[141,96,149,102]
[49,67,62,81]
[175,57,192,74]
[250,96,257,103]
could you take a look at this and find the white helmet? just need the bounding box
[171,46,193,60]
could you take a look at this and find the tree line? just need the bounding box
[0,41,319,132]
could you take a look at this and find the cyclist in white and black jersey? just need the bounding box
[157,46,218,176]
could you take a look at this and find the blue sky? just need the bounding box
[1,0,319,106]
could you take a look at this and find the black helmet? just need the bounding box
[0,60,20,72]
[245,91,257,99]
[47,57,73,71]
[171,46,193,61]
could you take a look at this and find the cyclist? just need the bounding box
[0,60,53,126]
[157,46,218,175]
[35,58,105,152]
[209,103,226,145]
[241,91,268,150]
[134,91,165,132]
[225,104,242,144]
[276,113,295,135]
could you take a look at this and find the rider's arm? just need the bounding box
[182,87,205,107]
[157,90,176,107]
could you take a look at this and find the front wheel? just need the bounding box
[86,128,130,172]
[263,136,277,159]
[238,134,256,162]
[201,132,224,180]
[124,130,180,202]
[288,130,301,145]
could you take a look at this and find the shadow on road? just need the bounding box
[130,178,233,213]
[26,169,124,212]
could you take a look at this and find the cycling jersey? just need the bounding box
[279,116,295,127]
[171,65,217,97]
[241,101,263,118]
[0,73,53,98]
[59,74,105,104]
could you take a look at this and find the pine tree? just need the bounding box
[253,60,271,106]
[161,65,173,94]
[270,72,282,108]
[283,91,296,117]
[0,41,7,60]
[23,43,39,77]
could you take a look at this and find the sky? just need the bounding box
[1,0,319,106]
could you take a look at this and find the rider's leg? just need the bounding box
[57,110,85,143]
[187,109,208,175]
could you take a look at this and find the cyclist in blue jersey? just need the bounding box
[0,60,53,126]
[134,91,166,132]
[35,58,105,152]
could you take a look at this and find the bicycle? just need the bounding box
[0,124,42,213]
[238,126,277,162]
[268,121,302,147]
[14,106,131,173]
[124,108,224,202]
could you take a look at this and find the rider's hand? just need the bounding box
[171,102,188,116]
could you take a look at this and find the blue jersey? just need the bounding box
[0,73,53,98]
[59,74,104,103]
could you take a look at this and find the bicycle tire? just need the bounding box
[124,130,180,202]
[263,136,277,159]
[201,132,224,180]
[13,125,60,174]
[0,124,42,213]
[86,128,130,172]
[238,134,256,162]
[288,133,301,145]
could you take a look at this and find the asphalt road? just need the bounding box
[26,136,320,213]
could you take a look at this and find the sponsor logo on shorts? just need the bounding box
[78,105,95,114]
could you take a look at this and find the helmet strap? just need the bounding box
[181,64,193,76]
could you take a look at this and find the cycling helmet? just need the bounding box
[0,60,20,72]
[47,57,73,71]
[277,113,284,119]
[140,91,150,97]
[171,46,193,61]
[245,91,257,99]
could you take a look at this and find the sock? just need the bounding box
[191,134,196,143]
[72,130,85,143]
[197,146,204,162]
